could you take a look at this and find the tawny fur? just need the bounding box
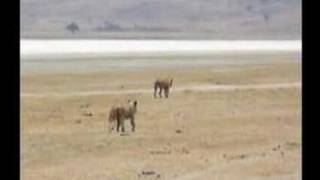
[154,78,173,98]
[107,100,138,133]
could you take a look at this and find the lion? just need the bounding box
[106,99,138,133]
[154,78,173,98]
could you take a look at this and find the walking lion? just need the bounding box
[106,99,138,133]
[154,78,173,98]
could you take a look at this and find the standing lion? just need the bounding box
[106,99,138,133]
[154,78,173,98]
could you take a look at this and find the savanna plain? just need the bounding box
[21,52,301,180]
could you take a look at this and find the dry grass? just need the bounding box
[21,62,300,93]
[21,61,301,180]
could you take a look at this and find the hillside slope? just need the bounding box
[21,0,301,39]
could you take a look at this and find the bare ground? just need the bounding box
[21,82,300,98]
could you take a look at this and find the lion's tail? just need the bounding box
[106,107,115,131]
[154,81,159,97]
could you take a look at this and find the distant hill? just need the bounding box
[20,0,301,39]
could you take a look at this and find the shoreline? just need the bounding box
[20,40,301,57]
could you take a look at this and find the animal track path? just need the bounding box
[21,82,301,98]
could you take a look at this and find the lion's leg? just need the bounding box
[120,118,125,132]
[116,117,121,132]
[130,117,135,132]
[159,87,163,98]
[108,119,114,133]
[164,87,169,98]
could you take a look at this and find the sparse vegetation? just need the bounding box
[21,58,301,179]
[21,0,301,39]
[66,22,80,33]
